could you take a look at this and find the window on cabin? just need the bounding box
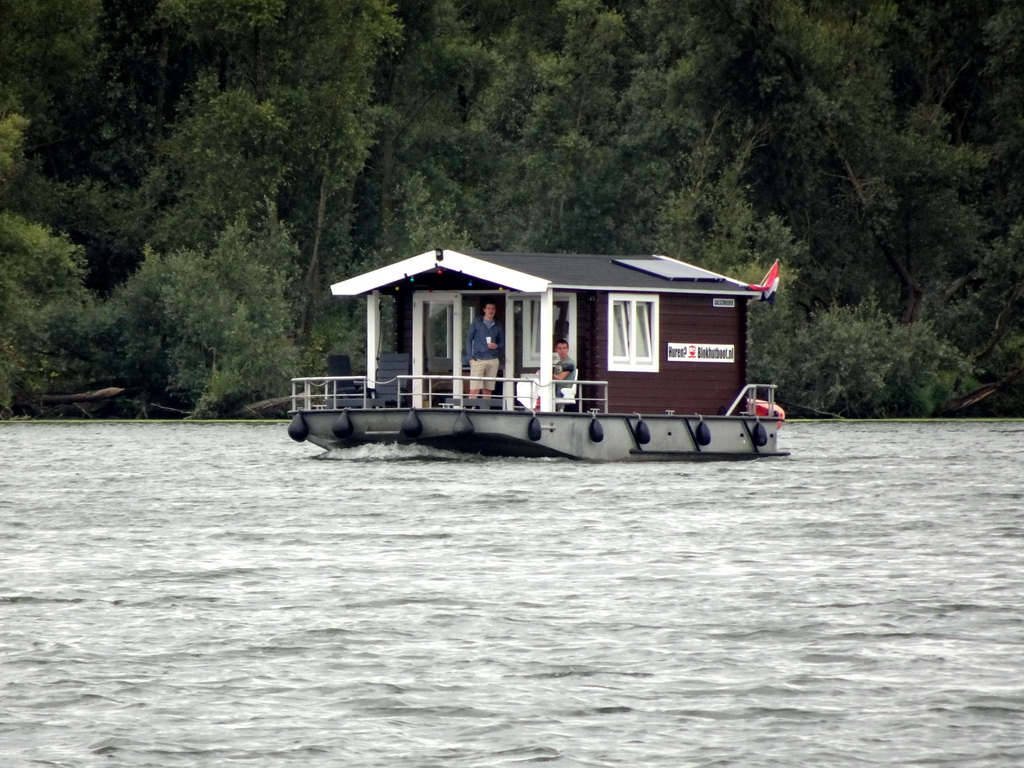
[521,298,541,368]
[511,295,576,374]
[608,294,659,372]
[426,302,453,359]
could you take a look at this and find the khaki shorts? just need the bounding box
[469,358,499,390]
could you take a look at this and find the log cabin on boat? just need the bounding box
[288,249,787,460]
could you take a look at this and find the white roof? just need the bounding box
[331,249,551,296]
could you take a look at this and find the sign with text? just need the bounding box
[667,343,735,363]
[712,298,735,307]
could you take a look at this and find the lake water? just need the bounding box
[2,420,1023,767]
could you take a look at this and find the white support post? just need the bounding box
[502,295,516,410]
[411,293,424,404]
[366,291,380,389]
[538,289,554,411]
[453,295,464,398]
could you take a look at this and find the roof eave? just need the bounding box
[331,249,550,295]
[546,282,758,296]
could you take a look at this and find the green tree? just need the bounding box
[0,0,101,123]
[357,0,496,263]
[0,212,89,410]
[481,0,636,251]
[152,0,401,346]
[98,222,300,416]
[0,114,90,410]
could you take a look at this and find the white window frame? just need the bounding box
[516,293,576,370]
[521,297,542,369]
[607,293,659,372]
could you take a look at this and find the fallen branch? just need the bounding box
[234,396,291,418]
[940,362,1024,414]
[779,402,846,419]
[41,387,124,405]
[146,402,192,417]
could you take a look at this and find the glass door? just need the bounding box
[412,292,462,404]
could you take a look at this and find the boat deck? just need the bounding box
[288,376,787,461]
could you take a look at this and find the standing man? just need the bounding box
[466,301,504,398]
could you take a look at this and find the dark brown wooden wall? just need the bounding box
[580,293,749,415]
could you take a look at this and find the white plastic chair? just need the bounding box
[554,382,577,411]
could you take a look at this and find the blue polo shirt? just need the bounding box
[466,317,504,360]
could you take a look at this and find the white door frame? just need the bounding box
[412,290,464,403]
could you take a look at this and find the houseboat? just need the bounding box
[287,249,787,460]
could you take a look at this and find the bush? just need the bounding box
[751,300,966,418]
[0,211,87,410]
[102,222,300,416]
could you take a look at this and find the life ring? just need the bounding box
[755,399,786,429]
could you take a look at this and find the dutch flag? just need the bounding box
[749,260,779,303]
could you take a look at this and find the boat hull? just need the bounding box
[288,408,788,461]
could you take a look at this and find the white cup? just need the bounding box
[486,336,491,344]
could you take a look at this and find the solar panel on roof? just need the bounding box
[613,258,725,282]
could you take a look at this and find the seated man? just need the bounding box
[516,339,576,410]
[551,339,576,397]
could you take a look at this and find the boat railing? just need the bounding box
[290,374,609,413]
[724,383,780,417]
[563,379,610,413]
[506,377,610,413]
[291,376,372,410]
[396,375,609,413]
[396,374,519,410]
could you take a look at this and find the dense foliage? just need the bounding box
[2,0,1022,418]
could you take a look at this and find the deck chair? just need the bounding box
[370,352,411,407]
[326,354,363,407]
[330,352,410,408]
[327,354,353,380]
[327,355,361,399]
[554,381,578,412]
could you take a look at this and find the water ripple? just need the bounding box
[2,421,1023,766]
